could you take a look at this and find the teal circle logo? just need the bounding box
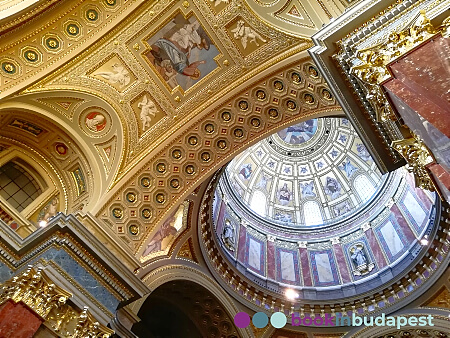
[234,311,287,329]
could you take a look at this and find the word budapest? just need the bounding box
[292,313,434,329]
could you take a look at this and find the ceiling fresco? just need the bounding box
[0,1,348,254]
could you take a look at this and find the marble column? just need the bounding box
[0,300,43,338]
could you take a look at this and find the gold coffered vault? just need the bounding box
[0,0,449,337]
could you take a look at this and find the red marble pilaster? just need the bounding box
[237,225,247,262]
[267,240,276,280]
[391,204,417,242]
[0,300,43,338]
[299,247,312,286]
[333,244,351,283]
[427,163,450,192]
[383,36,450,137]
[365,229,387,269]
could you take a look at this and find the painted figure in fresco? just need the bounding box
[278,183,291,206]
[221,219,235,251]
[85,112,107,132]
[256,173,271,191]
[159,60,179,88]
[143,216,178,256]
[210,0,229,7]
[150,19,211,80]
[334,201,351,216]
[339,159,358,178]
[279,120,317,144]
[324,177,341,200]
[351,245,367,267]
[300,181,315,198]
[95,63,131,87]
[138,95,158,132]
[239,163,252,181]
[231,20,267,49]
[356,143,372,162]
[274,212,292,223]
[38,196,59,222]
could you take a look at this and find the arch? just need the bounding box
[129,265,252,337]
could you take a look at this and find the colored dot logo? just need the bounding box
[234,311,288,329]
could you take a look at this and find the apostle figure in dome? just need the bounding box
[222,219,235,251]
[351,244,367,267]
[277,183,291,206]
[324,177,341,200]
[239,163,252,181]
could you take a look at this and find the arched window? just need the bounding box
[304,201,323,226]
[0,161,43,212]
[354,175,376,202]
[250,190,266,216]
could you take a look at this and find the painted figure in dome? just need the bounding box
[277,183,291,206]
[239,163,252,181]
[324,177,341,200]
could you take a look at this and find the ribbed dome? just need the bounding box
[225,117,385,227]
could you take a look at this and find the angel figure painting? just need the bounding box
[144,14,219,91]
[142,204,185,257]
[138,95,158,132]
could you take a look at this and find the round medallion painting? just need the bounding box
[85,112,107,132]
[276,119,318,145]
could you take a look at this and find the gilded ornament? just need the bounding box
[392,135,436,192]
[286,100,297,110]
[170,179,180,189]
[217,140,227,149]
[172,149,182,159]
[291,72,301,84]
[274,80,284,90]
[156,163,166,173]
[2,62,16,74]
[129,224,139,235]
[185,165,195,175]
[233,128,244,138]
[223,59,229,66]
[250,118,261,127]
[238,100,249,111]
[304,93,315,104]
[182,1,190,8]
[346,10,444,122]
[221,111,232,121]
[141,177,151,188]
[156,193,165,203]
[268,108,278,118]
[105,0,116,5]
[86,10,98,21]
[205,124,215,133]
[322,89,332,101]
[126,192,137,203]
[46,38,59,49]
[112,208,123,219]
[256,90,266,100]
[142,208,152,219]
[201,152,211,162]
[133,43,140,51]
[308,65,319,78]
[67,24,80,36]
[188,136,198,146]
[25,51,37,62]
[72,307,114,337]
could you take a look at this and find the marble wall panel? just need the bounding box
[397,188,428,234]
[267,240,276,280]
[365,228,387,268]
[309,250,339,287]
[245,235,265,276]
[333,244,351,283]
[276,248,299,285]
[375,217,408,262]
